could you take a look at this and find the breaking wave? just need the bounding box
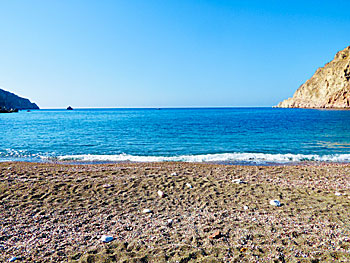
[56,152,350,164]
[3,149,350,164]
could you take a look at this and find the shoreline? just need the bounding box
[1,161,350,262]
[2,159,350,167]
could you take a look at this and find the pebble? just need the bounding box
[100,235,114,243]
[233,179,246,184]
[243,205,249,210]
[142,208,152,213]
[157,190,165,198]
[209,231,222,239]
[9,257,17,262]
[269,200,281,207]
[171,172,177,176]
[240,247,248,252]
[186,183,193,188]
[335,192,342,196]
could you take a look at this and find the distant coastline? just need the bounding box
[0,88,39,111]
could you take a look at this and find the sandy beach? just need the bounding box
[0,162,349,262]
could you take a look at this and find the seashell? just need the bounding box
[269,200,281,207]
[157,190,165,198]
[186,183,193,188]
[335,192,342,196]
[243,205,249,210]
[142,208,152,213]
[171,172,177,176]
[9,257,18,262]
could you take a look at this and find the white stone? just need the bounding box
[269,200,281,207]
[100,235,114,243]
[142,208,152,213]
[167,219,173,225]
[252,218,257,221]
[171,172,177,176]
[9,257,18,262]
[157,190,164,198]
[186,183,193,188]
[335,192,342,196]
[243,205,249,210]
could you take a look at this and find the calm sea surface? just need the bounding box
[1,108,350,164]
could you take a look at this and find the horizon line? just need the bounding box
[36,106,275,110]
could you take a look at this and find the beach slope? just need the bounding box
[0,162,349,262]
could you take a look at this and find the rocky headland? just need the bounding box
[277,46,350,108]
[0,88,39,112]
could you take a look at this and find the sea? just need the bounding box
[1,107,350,165]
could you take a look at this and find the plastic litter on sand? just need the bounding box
[9,257,18,262]
[269,200,281,207]
[100,235,114,243]
[232,179,247,184]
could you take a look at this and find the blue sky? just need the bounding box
[0,0,349,108]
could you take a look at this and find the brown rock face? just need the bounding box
[277,46,350,108]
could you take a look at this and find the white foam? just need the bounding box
[55,152,350,164]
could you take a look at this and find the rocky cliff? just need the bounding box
[0,88,39,110]
[277,46,350,108]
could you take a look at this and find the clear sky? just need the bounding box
[0,0,349,108]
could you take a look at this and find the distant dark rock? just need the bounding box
[67,106,74,110]
[0,88,39,110]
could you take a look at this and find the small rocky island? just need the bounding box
[277,46,350,108]
[0,88,39,113]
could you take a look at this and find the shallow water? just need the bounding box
[1,108,350,164]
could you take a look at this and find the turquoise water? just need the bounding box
[1,108,350,164]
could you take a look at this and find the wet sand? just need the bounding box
[0,162,349,262]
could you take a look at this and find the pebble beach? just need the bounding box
[1,162,350,262]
